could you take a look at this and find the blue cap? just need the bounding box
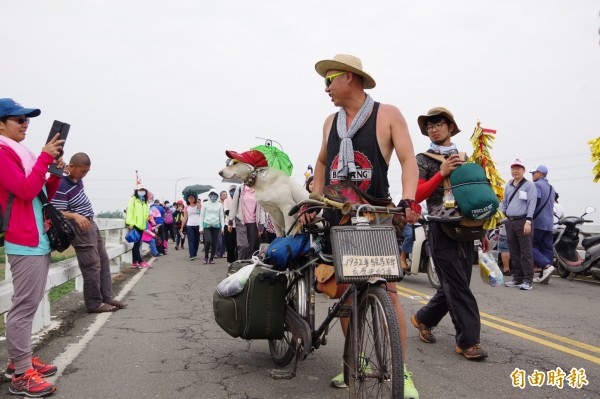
[529,165,548,175]
[0,98,41,119]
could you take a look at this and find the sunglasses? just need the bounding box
[325,72,346,88]
[6,116,30,125]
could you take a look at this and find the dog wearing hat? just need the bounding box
[219,150,308,236]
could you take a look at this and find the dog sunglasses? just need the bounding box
[325,72,346,88]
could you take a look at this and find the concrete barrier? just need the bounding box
[0,218,147,335]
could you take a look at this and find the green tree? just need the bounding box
[96,210,124,219]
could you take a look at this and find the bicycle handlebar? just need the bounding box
[288,198,405,217]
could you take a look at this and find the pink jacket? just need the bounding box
[0,145,60,246]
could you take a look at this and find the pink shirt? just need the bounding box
[241,186,257,224]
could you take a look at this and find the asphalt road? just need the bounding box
[1,246,598,399]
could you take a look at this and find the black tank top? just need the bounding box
[325,102,390,198]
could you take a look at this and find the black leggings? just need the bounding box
[203,227,220,260]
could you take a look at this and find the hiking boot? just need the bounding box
[130,262,140,269]
[4,357,57,381]
[9,369,56,397]
[455,343,488,360]
[504,280,523,288]
[411,314,436,343]
[539,265,555,284]
[519,282,533,291]
[404,365,419,399]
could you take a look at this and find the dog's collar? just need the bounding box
[242,166,268,187]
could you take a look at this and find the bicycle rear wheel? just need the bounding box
[344,285,404,398]
[268,275,307,366]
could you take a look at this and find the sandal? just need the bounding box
[88,303,118,313]
[109,300,128,309]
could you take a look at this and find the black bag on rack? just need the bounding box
[38,191,75,252]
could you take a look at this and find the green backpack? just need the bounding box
[450,163,499,221]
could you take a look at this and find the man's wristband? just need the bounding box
[398,199,422,215]
[525,220,532,225]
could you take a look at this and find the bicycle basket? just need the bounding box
[330,225,402,284]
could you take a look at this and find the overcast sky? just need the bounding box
[3,1,600,220]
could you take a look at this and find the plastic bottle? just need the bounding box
[478,249,504,287]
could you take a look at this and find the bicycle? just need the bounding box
[262,196,406,398]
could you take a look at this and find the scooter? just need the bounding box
[553,206,600,281]
[397,218,440,288]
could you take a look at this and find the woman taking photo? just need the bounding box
[0,98,64,397]
[180,192,201,261]
[126,184,150,268]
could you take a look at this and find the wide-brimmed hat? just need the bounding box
[225,150,268,168]
[417,107,461,136]
[0,98,41,119]
[315,54,376,89]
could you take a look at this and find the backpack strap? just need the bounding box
[419,152,467,196]
[1,193,15,231]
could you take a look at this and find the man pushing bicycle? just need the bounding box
[309,54,421,399]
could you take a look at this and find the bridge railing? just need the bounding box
[0,218,145,335]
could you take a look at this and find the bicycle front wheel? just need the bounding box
[344,285,404,398]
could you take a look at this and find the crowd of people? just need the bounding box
[0,53,575,399]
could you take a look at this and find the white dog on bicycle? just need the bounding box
[219,150,308,237]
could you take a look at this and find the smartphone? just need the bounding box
[46,120,70,176]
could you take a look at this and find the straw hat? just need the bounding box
[315,54,376,89]
[417,107,461,136]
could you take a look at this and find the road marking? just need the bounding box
[47,261,152,382]
[396,285,600,365]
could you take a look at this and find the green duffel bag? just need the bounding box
[450,163,499,221]
[213,266,287,340]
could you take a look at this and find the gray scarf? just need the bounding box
[336,94,374,179]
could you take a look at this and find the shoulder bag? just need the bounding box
[38,191,75,252]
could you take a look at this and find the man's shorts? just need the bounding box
[498,233,509,253]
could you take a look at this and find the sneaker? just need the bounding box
[532,276,541,284]
[455,343,488,360]
[152,253,161,257]
[209,258,215,264]
[519,282,533,290]
[203,258,209,264]
[539,265,555,284]
[411,314,436,343]
[9,369,56,397]
[140,262,152,269]
[504,280,523,288]
[330,355,370,389]
[130,262,140,269]
[331,372,347,388]
[189,256,196,261]
[175,246,179,250]
[4,357,57,381]
[404,365,419,399]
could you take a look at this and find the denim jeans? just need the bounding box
[186,225,200,258]
[401,224,415,254]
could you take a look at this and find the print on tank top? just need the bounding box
[329,150,373,192]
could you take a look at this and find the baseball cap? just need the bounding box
[529,165,548,174]
[225,150,268,168]
[510,158,526,168]
[0,98,41,118]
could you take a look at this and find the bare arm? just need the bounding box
[389,107,418,202]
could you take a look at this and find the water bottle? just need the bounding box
[311,236,324,254]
